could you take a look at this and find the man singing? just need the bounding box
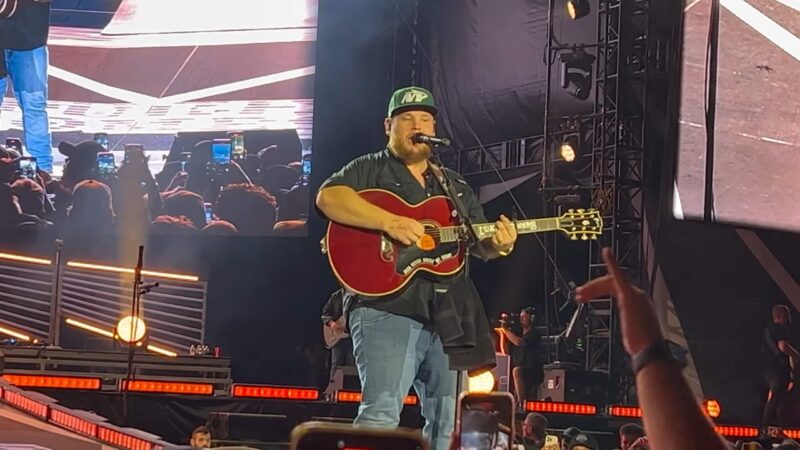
[316,86,517,450]
[0,0,53,172]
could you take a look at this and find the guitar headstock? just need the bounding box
[557,208,603,241]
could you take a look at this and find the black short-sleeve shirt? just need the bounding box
[512,328,542,369]
[319,148,488,324]
[763,322,791,372]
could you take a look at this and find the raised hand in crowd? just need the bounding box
[575,248,727,450]
[165,170,189,193]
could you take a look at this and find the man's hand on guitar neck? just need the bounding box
[481,214,518,258]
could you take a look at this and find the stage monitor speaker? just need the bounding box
[494,353,511,392]
[540,364,606,404]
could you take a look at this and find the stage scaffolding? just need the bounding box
[539,0,650,403]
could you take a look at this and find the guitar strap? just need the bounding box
[427,159,481,257]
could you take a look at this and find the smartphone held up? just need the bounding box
[457,392,515,450]
[290,421,426,450]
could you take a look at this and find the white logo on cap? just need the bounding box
[400,89,429,104]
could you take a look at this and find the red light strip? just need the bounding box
[0,385,162,450]
[98,427,154,450]
[525,401,597,415]
[714,426,759,437]
[121,380,213,396]
[2,374,101,390]
[50,409,98,436]
[2,390,48,419]
[336,390,418,405]
[232,384,319,400]
[609,406,643,418]
[783,429,800,439]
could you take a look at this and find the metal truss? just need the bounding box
[542,0,650,401]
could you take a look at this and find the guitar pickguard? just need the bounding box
[394,242,461,276]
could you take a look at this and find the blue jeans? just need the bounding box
[0,46,53,172]
[349,306,456,450]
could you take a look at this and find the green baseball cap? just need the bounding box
[387,86,438,117]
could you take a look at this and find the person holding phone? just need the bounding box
[316,87,516,450]
[0,0,53,173]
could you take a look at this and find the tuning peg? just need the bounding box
[577,208,585,213]
[568,208,574,213]
[591,235,598,240]
[570,235,578,241]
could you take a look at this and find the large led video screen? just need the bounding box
[674,0,800,232]
[1,0,316,238]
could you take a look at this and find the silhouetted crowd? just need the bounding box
[0,138,310,256]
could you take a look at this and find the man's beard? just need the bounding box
[390,137,431,164]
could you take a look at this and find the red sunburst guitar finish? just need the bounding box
[322,189,602,297]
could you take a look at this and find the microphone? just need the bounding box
[411,133,451,146]
[139,281,160,293]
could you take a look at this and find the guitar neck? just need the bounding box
[439,218,560,242]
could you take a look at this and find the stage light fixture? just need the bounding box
[115,315,147,344]
[566,0,590,19]
[559,135,579,163]
[703,398,721,418]
[560,50,595,101]
[467,370,496,393]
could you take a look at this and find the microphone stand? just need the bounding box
[122,246,159,424]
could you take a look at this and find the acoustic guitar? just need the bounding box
[321,189,602,296]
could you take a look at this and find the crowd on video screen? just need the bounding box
[0,133,311,254]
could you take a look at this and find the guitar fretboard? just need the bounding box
[438,218,561,243]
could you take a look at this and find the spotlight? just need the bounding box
[559,135,579,163]
[560,50,595,101]
[703,399,722,418]
[566,0,590,19]
[115,315,147,344]
[467,370,496,393]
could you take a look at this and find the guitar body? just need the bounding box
[325,190,465,297]
[324,189,603,297]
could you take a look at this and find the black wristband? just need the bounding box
[630,340,686,375]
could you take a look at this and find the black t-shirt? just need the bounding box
[319,148,488,325]
[512,328,542,368]
[0,0,50,51]
[763,322,791,372]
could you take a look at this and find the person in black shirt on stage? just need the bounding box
[316,86,517,450]
[501,306,544,406]
[762,304,800,427]
[321,289,354,387]
[0,0,53,173]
